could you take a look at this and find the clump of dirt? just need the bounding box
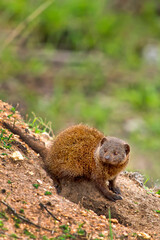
[0,100,160,239]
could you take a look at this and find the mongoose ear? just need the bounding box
[124,143,130,155]
[100,137,108,146]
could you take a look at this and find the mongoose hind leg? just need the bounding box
[95,179,122,202]
[109,177,121,195]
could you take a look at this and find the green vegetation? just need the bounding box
[57,224,86,239]
[156,190,160,195]
[13,217,21,229]
[24,228,36,239]
[28,113,53,135]
[0,211,8,220]
[33,183,40,189]
[108,208,113,240]
[0,0,160,181]
[9,233,19,239]
[0,129,13,149]
[155,210,160,213]
[0,220,4,228]
[19,209,24,214]
[77,223,86,236]
[42,236,54,240]
[44,191,52,195]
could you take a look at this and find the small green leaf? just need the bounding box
[9,233,19,239]
[24,229,36,239]
[7,114,13,119]
[19,209,24,214]
[0,220,4,228]
[0,211,8,220]
[44,191,52,195]
[33,183,39,189]
[156,190,160,195]
[155,210,160,213]
[10,107,16,114]
[77,228,86,236]
[59,224,70,233]
[42,236,49,240]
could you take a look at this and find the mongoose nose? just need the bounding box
[105,155,110,160]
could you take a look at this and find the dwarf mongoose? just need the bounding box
[3,122,130,201]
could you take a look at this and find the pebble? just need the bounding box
[37,179,43,184]
[122,232,128,237]
[137,232,151,239]
[111,218,118,224]
[100,215,106,220]
[10,151,24,161]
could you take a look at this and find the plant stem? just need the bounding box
[1,0,54,53]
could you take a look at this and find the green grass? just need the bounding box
[24,229,36,239]
[0,128,13,149]
[108,208,113,240]
[0,211,8,220]
[9,233,19,239]
[28,113,53,135]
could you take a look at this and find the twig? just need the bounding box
[1,200,52,232]
[39,202,61,222]
[0,0,54,53]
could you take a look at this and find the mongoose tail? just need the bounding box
[3,121,47,159]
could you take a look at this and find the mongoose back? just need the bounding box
[3,122,130,201]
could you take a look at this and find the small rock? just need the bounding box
[101,231,108,236]
[10,151,24,161]
[122,232,128,237]
[112,224,116,229]
[137,232,151,239]
[100,215,106,220]
[41,132,53,141]
[127,172,144,187]
[37,179,43,184]
[110,218,118,224]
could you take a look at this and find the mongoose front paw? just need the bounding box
[106,193,123,202]
[109,185,121,195]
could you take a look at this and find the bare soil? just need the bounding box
[0,100,160,240]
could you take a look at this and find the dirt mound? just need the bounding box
[59,175,160,232]
[0,100,160,239]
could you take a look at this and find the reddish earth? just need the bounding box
[0,100,160,239]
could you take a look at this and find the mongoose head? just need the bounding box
[95,137,130,166]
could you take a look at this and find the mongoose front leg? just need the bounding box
[109,177,121,195]
[95,179,122,201]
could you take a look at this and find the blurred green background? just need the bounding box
[0,0,160,184]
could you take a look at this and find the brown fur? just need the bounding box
[3,122,130,201]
